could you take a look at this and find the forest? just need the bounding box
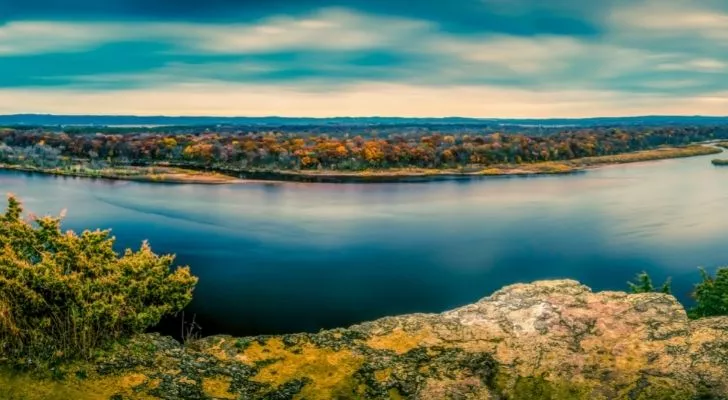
[1,125,728,172]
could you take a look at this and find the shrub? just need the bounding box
[0,195,198,363]
[626,268,728,319]
[689,267,728,319]
[627,271,672,294]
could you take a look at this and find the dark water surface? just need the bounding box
[2,152,727,337]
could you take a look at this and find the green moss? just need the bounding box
[622,377,697,400]
[355,347,499,399]
[497,375,591,400]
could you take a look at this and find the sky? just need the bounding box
[0,0,727,117]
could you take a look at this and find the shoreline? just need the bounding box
[0,164,242,185]
[0,145,722,184]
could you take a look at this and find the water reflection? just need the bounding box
[1,153,726,336]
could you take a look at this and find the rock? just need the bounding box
[13,280,728,399]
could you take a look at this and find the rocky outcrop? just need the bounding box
[7,280,728,399]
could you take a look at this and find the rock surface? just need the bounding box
[6,280,728,399]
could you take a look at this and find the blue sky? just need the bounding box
[0,0,727,117]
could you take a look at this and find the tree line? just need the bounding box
[2,125,727,171]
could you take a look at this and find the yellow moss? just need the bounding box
[374,368,393,383]
[388,388,405,400]
[147,378,161,390]
[178,376,197,385]
[203,338,231,361]
[202,377,236,399]
[0,371,156,400]
[366,328,435,355]
[236,337,288,364]
[116,373,148,388]
[237,338,364,400]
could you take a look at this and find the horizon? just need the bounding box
[2,113,727,120]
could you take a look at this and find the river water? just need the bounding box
[1,152,727,337]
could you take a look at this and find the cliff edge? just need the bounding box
[5,280,728,399]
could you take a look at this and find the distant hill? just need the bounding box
[2,114,728,128]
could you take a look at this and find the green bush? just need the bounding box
[689,268,728,319]
[627,268,728,319]
[627,271,672,294]
[0,195,198,363]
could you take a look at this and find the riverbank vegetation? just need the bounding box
[568,145,721,167]
[0,196,198,367]
[0,163,238,184]
[223,146,721,182]
[1,126,726,182]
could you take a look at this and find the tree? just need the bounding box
[689,267,728,319]
[626,268,728,320]
[627,271,672,294]
[0,195,198,363]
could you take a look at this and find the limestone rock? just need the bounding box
[15,280,728,399]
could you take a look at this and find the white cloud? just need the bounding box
[0,10,662,89]
[430,35,582,74]
[0,9,432,56]
[639,79,706,90]
[182,9,431,54]
[610,1,728,40]
[656,58,726,72]
[2,3,728,117]
[0,21,124,55]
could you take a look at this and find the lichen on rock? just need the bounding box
[3,280,728,399]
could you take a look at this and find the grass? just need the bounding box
[712,159,728,166]
[569,145,722,167]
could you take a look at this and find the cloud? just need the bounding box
[2,1,728,116]
[0,9,432,56]
[0,10,675,89]
[183,9,431,54]
[611,1,728,40]
[0,21,120,55]
[656,59,726,73]
[0,0,601,36]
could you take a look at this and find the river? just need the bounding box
[1,151,726,337]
